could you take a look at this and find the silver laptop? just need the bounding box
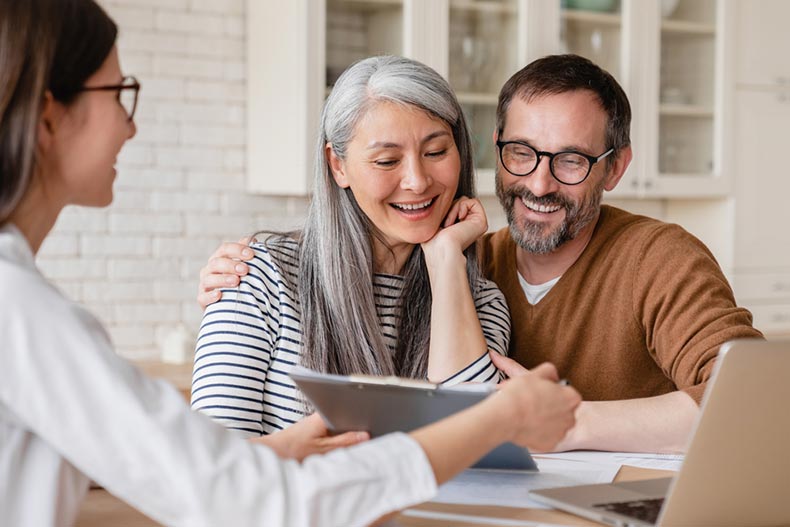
[530,339,790,526]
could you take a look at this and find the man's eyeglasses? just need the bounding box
[496,139,614,186]
[78,76,140,122]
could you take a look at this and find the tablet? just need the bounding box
[289,366,537,471]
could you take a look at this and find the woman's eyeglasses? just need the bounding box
[78,76,140,122]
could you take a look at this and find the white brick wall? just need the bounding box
[32,0,539,362]
[37,0,310,361]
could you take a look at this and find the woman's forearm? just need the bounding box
[424,250,488,383]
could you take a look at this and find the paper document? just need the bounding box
[433,456,620,510]
[537,450,684,471]
[396,508,577,526]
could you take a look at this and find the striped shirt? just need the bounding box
[191,237,511,437]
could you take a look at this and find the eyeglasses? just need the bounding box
[78,76,140,122]
[496,139,614,186]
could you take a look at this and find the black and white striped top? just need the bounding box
[191,237,511,437]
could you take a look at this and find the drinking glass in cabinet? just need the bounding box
[448,0,518,96]
[560,0,622,79]
[449,0,517,179]
[325,0,403,87]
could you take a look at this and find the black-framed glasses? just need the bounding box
[78,75,140,122]
[496,139,614,186]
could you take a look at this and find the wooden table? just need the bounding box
[87,362,670,525]
[76,465,674,526]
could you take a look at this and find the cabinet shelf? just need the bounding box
[457,91,499,105]
[661,19,716,35]
[659,104,714,117]
[249,0,730,199]
[561,9,621,26]
[328,0,402,11]
[450,0,516,14]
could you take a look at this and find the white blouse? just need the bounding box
[0,224,436,527]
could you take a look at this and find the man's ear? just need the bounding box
[326,143,350,188]
[37,91,62,153]
[604,145,633,192]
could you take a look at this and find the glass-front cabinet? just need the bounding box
[247,0,732,199]
[560,0,623,80]
[325,0,403,89]
[655,0,722,191]
[449,0,521,194]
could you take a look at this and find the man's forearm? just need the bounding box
[556,390,699,453]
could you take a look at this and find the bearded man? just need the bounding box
[482,54,762,453]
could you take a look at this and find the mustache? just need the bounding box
[503,186,573,211]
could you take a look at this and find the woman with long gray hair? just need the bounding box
[191,56,512,438]
[0,1,582,521]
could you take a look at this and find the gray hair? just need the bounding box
[299,55,480,378]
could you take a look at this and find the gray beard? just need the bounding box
[495,170,604,255]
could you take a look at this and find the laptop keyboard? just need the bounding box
[593,498,664,524]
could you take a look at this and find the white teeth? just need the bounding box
[521,197,561,213]
[393,198,433,211]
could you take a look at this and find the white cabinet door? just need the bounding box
[735,0,790,87]
[733,89,790,271]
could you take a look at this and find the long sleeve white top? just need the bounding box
[0,224,436,527]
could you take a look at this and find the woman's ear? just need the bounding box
[326,143,350,188]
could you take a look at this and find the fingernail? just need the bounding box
[242,249,253,258]
[225,276,237,285]
[235,264,246,273]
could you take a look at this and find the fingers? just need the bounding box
[197,242,254,309]
[299,412,329,434]
[207,255,251,277]
[443,197,483,227]
[497,374,581,452]
[443,200,463,228]
[489,350,529,378]
[196,268,244,309]
[197,289,222,309]
[212,240,255,261]
[320,430,370,451]
[531,362,560,382]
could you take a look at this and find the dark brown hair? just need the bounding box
[496,54,631,161]
[0,0,117,223]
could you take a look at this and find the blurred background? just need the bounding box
[37,0,790,361]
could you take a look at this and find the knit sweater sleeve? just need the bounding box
[632,224,763,404]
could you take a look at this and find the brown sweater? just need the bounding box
[480,205,763,404]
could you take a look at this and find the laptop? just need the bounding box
[530,339,790,526]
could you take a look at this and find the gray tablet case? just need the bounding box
[289,367,537,471]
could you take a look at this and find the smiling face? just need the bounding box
[495,90,627,255]
[328,101,461,255]
[46,46,136,208]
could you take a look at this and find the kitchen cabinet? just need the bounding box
[730,0,790,335]
[246,0,733,199]
[532,0,733,198]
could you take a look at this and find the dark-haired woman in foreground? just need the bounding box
[0,0,580,525]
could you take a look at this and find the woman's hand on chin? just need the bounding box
[421,196,488,262]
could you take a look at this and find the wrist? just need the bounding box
[423,246,467,276]
[556,401,590,451]
[481,391,521,444]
